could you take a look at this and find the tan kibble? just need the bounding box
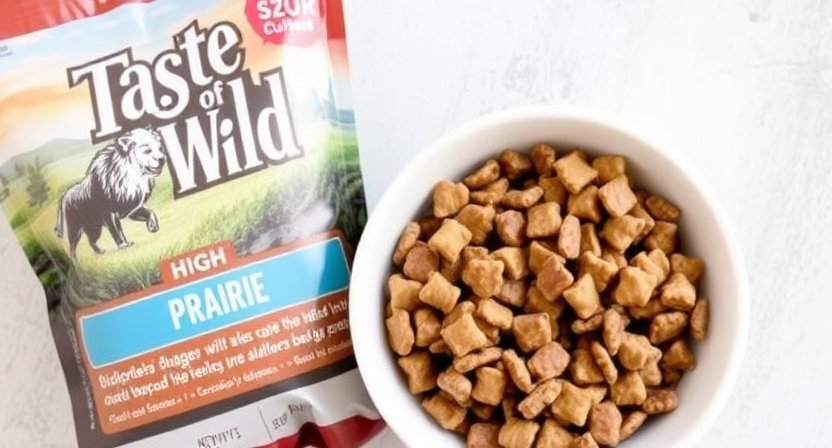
[502,395,519,420]
[471,177,510,206]
[567,185,603,224]
[650,311,689,344]
[428,338,450,355]
[471,403,496,421]
[462,258,505,298]
[598,175,637,217]
[437,367,473,404]
[492,247,529,280]
[472,366,508,406]
[528,241,561,275]
[618,333,654,371]
[578,252,618,293]
[645,194,681,222]
[558,215,581,260]
[467,423,500,448]
[592,155,626,184]
[388,274,423,311]
[386,309,415,356]
[456,204,496,246]
[554,151,599,194]
[443,301,476,328]
[502,186,544,209]
[413,308,441,347]
[464,159,501,189]
[571,313,604,335]
[428,219,473,263]
[589,401,621,447]
[462,245,490,266]
[476,298,514,330]
[645,221,678,254]
[628,203,655,242]
[393,222,421,266]
[499,149,534,180]
[497,279,528,308]
[526,202,562,239]
[537,256,574,301]
[418,215,443,239]
[498,418,540,448]
[601,247,627,270]
[442,313,490,357]
[398,351,437,394]
[613,267,658,307]
[495,210,527,247]
[619,411,647,441]
[570,348,606,385]
[563,274,601,319]
[433,180,470,218]
[610,371,647,406]
[569,432,600,448]
[602,309,626,356]
[525,287,565,336]
[579,223,602,257]
[660,272,696,311]
[539,176,569,206]
[691,298,709,341]
[440,256,463,283]
[551,382,594,426]
[663,339,696,370]
[535,420,574,448]
[639,347,663,387]
[601,215,645,252]
[642,389,679,415]
[475,317,501,345]
[513,313,552,353]
[454,347,503,373]
[422,393,466,430]
[403,242,439,282]
[586,385,607,406]
[531,143,557,176]
[518,379,563,419]
[631,249,670,284]
[502,349,535,393]
[670,253,705,285]
[590,342,618,384]
[629,299,668,320]
[419,271,461,313]
[661,366,683,386]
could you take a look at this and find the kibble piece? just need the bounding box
[644,221,678,254]
[649,311,689,344]
[629,298,668,320]
[428,219,473,263]
[531,143,557,176]
[589,401,621,447]
[592,155,626,184]
[476,298,514,330]
[386,309,415,355]
[471,177,510,206]
[527,202,562,239]
[567,185,603,224]
[429,338,450,355]
[472,366,508,406]
[393,222,421,266]
[422,393,466,430]
[539,176,569,206]
[498,418,540,448]
[502,349,535,393]
[537,256,574,301]
[418,215,444,239]
[578,252,618,292]
[438,367,473,404]
[601,215,645,252]
[499,149,534,180]
[440,256,463,283]
[471,403,496,421]
[419,271,461,313]
[579,223,602,257]
[554,151,599,194]
[602,309,626,356]
[502,186,544,209]
[475,317,501,344]
[467,423,501,448]
[497,279,528,308]
[610,371,647,406]
[660,273,696,311]
[631,249,670,284]
[662,339,696,370]
[562,274,601,319]
[618,333,654,371]
[535,420,574,448]
[456,204,497,245]
[690,298,709,341]
[525,288,564,336]
[512,313,552,353]
[639,347,663,387]
[502,395,519,420]
[569,433,599,448]
[619,411,647,441]
[433,180,470,218]
[551,382,594,426]
[586,385,607,406]
[495,210,527,247]
[413,308,442,347]
[403,242,440,283]
[645,194,681,222]
[464,159,501,189]
[461,258,504,298]
[570,348,606,385]
[590,342,618,384]
[628,203,655,242]
[398,351,437,394]
[598,175,637,217]
[670,253,705,285]
[558,215,582,260]
[388,274,423,311]
[442,312,490,357]
[462,245,490,266]
[642,389,679,415]
[571,313,604,334]
[529,241,561,275]
[613,267,658,307]
[492,247,529,280]
[601,248,627,270]
[443,301,476,328]
[518,379,563,419]
[454,347,503,373]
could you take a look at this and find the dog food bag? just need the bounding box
[0,1,382,447]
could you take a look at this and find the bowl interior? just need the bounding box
[350,108,746,448]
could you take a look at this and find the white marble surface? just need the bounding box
[2,0,832,446]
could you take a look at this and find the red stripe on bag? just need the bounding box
[0,0,153,40]
[257,415,385,448]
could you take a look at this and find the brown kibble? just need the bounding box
[563,274,601,319]
[418,216,444,241]
[670,253,705,285]
[498,418,540,448]
[413,308,442,347]
[454,347,503,373]
[691,298,709,341]
[557,215,582,260]
[502,349,535,393]
[554,151,599,194]
[645,195,681,222]
[551,381,594,426]
[393,222,421,266]
[578,252,618,292]
[602,309,625,356]
[590,342,618,384]
[539,176,569,206]
[442,313,490,357]
[443,301,476,328]
[579,223,602,257]
[388,274,423,311]
[471,403,496,421]
[628,203,655,242]
[497,279,528,308]
[462,245,490,266]
[475,317,501,345]
[531,143,557,176]
[403,242,439,282]
[512,313,552,353]
[660,272,696,311]
[629,299,668,320]
[456,204,497,245]
[471,177,510,206]
[644,221,678,254]
[428,338,451,355]
[428,219,473,263]
[422,393,466,430]
[631,249,670,284]
[619,411,647,441]
[567,185,603,224]
[419,271,461,313]
[589,401,622,447]
[527,202,563,239]
[537,256,574,301]
[528,241,561,275]
[467,423,501,448]
[618,333,654,371]
[518,379,563,419]
[433,180,470,218]
[661,366,683,386]
[527,342,571,380]
[495,210,527,247]
[502,186,544,209]
[613,267,658,307]
[598,175,637,217]
[649,311,689,344]
[535,420,574,448]
[476,298,514,330]
[610,371,647,406]
[601,248,627,270]
[462,258,505,298]
[492,247,529,280]
[571,313,604,335]
[663,339,696,371]
[525,287,564,335]
[472,366,508,406]
[398,351,437,394]
[570,348,606,386]
[440,256,463,283]
[639,347,663,387]
[499,149,534,180]
[502,395,519,420]
[569,432,599,448]
[642,389,679,415]
[464,159,501,189]
[386,309,415,356]
[601,215,645,252]
[437,367,473,404]
[592,155,626,184]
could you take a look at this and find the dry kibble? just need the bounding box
[475,298,514,330]
[440,256,463,283]
[456,204,497,245]
[537,256,575,301]
[502,395,519,420]
[420,271,461,313]
[433,180,470,218]
[471,177,510,206]
[579,223,602,257]
[631,249,670,284]
[528,241,560,275]
[463,258,505,298]
[429,338,451,355]
[403,243,440,283]
[670,253,705,285]
[628,203,655,241]
[472,366,508,406]
[443,301,476,328]
[502,186,544,209]
[525,287,564,335]
[645,221,678,254]
[388,274,423,311]
[642,389,679,415]
[499,149,534,180]
[526,202,562,238]
[690,298,709,341]
[530,143,557,176]
[571,313,604,335]
[602,309,626,356]
[610,371,647,406]
[393,222,421,266]
[535,420,574,448]
[660,273,696,311]
[590,342,618,384]
[601,248,627,270]
[618,333,654,371]
[589,401,622,447]
[418,215,444,239]
[512,313,552,353]
[471,403,496,421]
[438,367,473,404]
[619,411,647,441]
[518,379,563,419]
[629,298,668,320]
[492,247,529,280]
[498,418,540,448]
[527,341,571,380]
[413,308,442,347]
[598,175,637,217]
[554,151,599,194]
[645,194,681,222]
[475,317,501,344]
[422,393,467,430]
[662,339,696,370]
[562,274,601,319]
[495,210,527,247]
[502,349,535,393]
[398,351,437,394]
[650,311,689,344]
[613,267,658,307]
[386,309,415,356]
[639,347,664,387]
[578,252,618,292]
[570,432,600,448]
[497,279,528,308]
[442,313,490,357]
[467,423,501,448]
[601,215,645,252]
[567,185,603,224]
[558,215,582,260]
[586,385,607,406]
[428,219,473,263]
[570,348,606,386]
[464,159,501,189]
[552,382,594,426]
[454,347,503,373]
[661,366,683,386]
[539,176,569,206]
[592,155,626,184]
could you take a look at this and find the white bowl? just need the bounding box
[349,106,747,448]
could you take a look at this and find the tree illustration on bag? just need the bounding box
[25,156,50,207]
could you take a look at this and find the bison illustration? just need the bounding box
[55,128,166,260]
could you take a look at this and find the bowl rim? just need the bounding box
[350,105,748,448]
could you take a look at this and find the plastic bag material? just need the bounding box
[0,1,383,447]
